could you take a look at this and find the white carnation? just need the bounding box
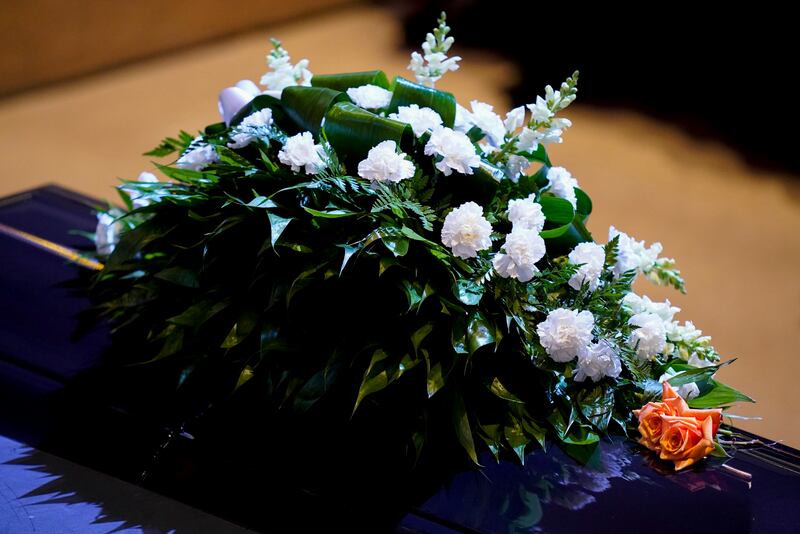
[389,104,443,138]
[346,84,393,110]
[95,213,122,256]
[424,127,480,176]
[507,195,545,232]
[608,226,663,278]
[504,106,526,133]
[568,242,605,292]
[493,228,546,283]
[228,108,274,149]
[575,341,622,382]
[546,166,579,208]
[454,103,473,133]
[628,312,667,361]
[467,100,505,146]
[357,140,415,184]
[659,370,700,401]
[537,308,595,363]
[176,141,219,171]
[278,131,326,174]
[441,201,493,259]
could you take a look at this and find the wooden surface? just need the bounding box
[0,5,797,446]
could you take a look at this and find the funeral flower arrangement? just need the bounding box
[91,15,752,471]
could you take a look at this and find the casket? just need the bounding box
[1,186,799,533]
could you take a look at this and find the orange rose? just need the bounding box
[633,381,723,470]
[658,415,716,470]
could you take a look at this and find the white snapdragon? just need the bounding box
[527,96,554,124]
[260,39,312,92]
[407,14,461,87]
[575,341,622,382]
[505,155,530,182]
[568,242,605,292]
[441,201,492,259]
[546,166,579,208]
[507,195,545,232]
[424,127,480,176]
[622,293,680,324]
[389,105,443,137]
[492,228,546,283]
[278,132,326,174]
[357,140,415,184]
[346,84,393,110]
[95,212,122,256]
[504,106,526,133]
[466,100,505,146]
[659,370,700,401]
[176,139,219,171]
[228,108,274,149]
[608,226,664,278]
[536,308,595,363]
[628,312,667,361]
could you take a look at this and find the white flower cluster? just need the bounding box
[176,138,219,171]
[537,309,624,383]
[278,132,326,174]
[546,167,579,208]
[608,226,665,279]
[567,242,605,292]
[389,105,443,138]
[228,109,274,149]
[260,39,312,92]
[494,195,546,283]
[346,84,393,110]
[457,100,505,146]
[407,14,461,87]
[623,293,716,365]
[627,312,667,362]
[424,127,480,176]
[357,140,415,184]
[440,202,492,259]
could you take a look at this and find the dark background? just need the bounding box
[397,1,799,172]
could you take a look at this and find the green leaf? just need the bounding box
[666,361,731,387]
[155,163,217,185]
[465,311,495,354]
[577,384,615,432]
[411,324,434,355]
[453,392,479,464]
[383,236,409,257]
[312,70,390,91]
[168,299,230,330]
[575,188,592,218]
[303,207,359,218]
[246,196,278,209]
[518,144,551,165]
[339,244,359,275]
[353,349,391,413]
[294,363,341,413]
[688,379,755,408]
[387,76,457,128]
[267,213,292,248]
[454,278,484,306]
[539,196,575,226]
[490,377,524,403]
[426,359,445,398]
[221,311,259,348]
[154,266,199,288]
[282,86,348,134]
[323,102,413,162]
[504,419,530,464]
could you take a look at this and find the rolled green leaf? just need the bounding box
[228,94,293,132]
[281,86,348,134]
[323,102,413,162]
[311,70,390,91]
[387,76,456,128]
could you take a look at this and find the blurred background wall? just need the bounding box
[0,0,798,445]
